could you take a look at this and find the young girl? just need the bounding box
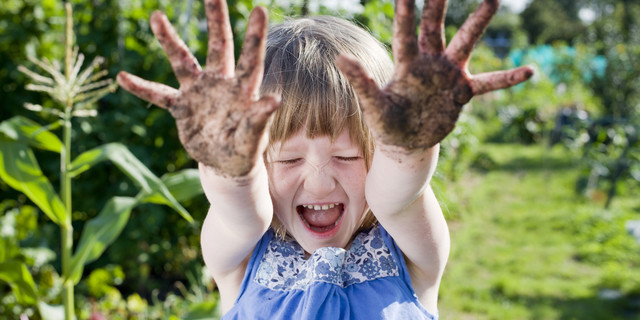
[117,0,533,318]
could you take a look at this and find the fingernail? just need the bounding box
[524,68,534,78]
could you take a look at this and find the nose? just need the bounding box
[302,164,336,196]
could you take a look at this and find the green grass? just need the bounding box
[437,143,640,320]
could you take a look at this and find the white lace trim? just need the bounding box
[254,225,400,290]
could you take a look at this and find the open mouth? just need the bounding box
[296,203,345,234]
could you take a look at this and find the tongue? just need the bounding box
[302,206,341,228]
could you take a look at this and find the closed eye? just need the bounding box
[335,156,361,162]
[277,158,302,165]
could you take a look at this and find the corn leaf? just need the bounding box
[69,143,193,222]
[0,261,39,305]
[0,140,66,225]
[160,169,203,202]
[0,116,62,153]
[69,196,137,284]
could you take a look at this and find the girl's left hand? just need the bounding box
[337,0,533,154]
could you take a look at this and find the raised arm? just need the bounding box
[116,0,278,308]
[337,0,533,310]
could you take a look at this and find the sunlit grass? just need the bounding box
[439,143,640,319]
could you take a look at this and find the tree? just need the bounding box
[578,0,640,207]
[520,0,585,44]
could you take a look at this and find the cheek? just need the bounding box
[268,167,299,204]
[338,164,367,197]
[350,162,368,182]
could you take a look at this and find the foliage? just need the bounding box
[73,264,219,319]
[0,200,61,319]
[521,0,586,44]
[0,4,200,319]
[1,0,212,311]
[575,0,640,207]
[355,0,395,46]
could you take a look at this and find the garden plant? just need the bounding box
[0,4,199,319]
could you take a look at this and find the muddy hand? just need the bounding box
[337,0,533,153]
[117,0,279,177]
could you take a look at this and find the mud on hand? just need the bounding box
[337,0,534,154]
[116,0,280,177]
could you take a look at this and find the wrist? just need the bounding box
[199,159,269,202]
[365,143,439,215]
[375,142,440,168]
[199,155,267,184]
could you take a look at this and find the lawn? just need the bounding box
[437,143,640,319]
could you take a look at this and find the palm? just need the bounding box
[338,0,533,151]
[171,71,267,177]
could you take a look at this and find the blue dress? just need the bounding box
[222,224,438,319]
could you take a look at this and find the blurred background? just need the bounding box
[0,0,638,319]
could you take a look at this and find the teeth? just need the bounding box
[303,203,339,211]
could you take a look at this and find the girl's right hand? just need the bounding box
[117,0,280,178]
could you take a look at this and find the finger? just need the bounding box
[205,0,235,76]
[150,12,202,86]
[470,66,534,95]
[418,0,447,55]
[336,55,383,116]
[246,94,281,156]
[236,7,268,98]
[393,0,419,64]
[445,0,499,65]
[251,93,281,124]
[117,71,178,109]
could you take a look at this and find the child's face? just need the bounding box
[267,127,368,254]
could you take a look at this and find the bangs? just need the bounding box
[261,16,392,162]
[263,32,365,145]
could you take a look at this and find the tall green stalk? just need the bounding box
[61,106,73,319]
[17,3,117,318]
[60,2,75,320]
[61,5,75,318]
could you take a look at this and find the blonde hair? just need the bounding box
[262,16,393,238]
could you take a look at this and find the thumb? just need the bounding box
[335,54,383,118]
[252,93,281,124]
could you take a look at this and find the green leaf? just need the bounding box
[69,196,137,284]
[183,300,219,320]
[0,237,19,263]
[69,143,193,223]
[0,140,66,225]
[161,169,203,202]
[0,116,62,153]
[38,301,65,320]
[0,260,39,305]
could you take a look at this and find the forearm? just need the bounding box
[199,161,272,273]
[200,161,273,235]
[365,143,449,288]
[365,144,439,217]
